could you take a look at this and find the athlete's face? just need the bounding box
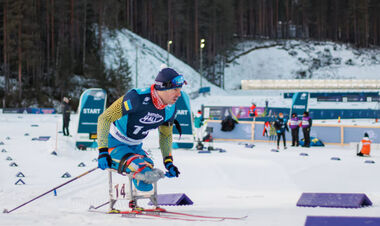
[158,88,182,105]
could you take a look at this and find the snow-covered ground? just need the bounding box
[1,113,380,226]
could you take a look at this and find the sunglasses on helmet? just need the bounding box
[159,75,187,89]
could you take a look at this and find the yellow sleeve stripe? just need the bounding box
[123,100,132,111]
[97,96,124,148]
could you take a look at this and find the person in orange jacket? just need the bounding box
[357,132,371,156]
[249,103,257,118]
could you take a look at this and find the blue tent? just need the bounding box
[300,137,325,147]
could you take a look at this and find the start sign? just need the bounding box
[76,88,107,149]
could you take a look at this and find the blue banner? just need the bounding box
[76,88,107,149]
[2,108,56,114]
[172,91,193,149]
[291,92,309,116]
[31,108,57,114]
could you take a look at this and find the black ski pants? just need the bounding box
[291,127,299,146]
[277,132,286,147]
[302,127,311,147]
[63,119,70,136]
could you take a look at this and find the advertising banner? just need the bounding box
[291,92,309,116]
[317,96,342,102]
[75,88,107,149]
[172,91,193,149]
[2,108,56,114]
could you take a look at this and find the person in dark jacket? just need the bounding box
[301,111,312,147]
[274,112,289,150]
[221,115,238,132]
[62,97,71,136]
[289,113,300,146]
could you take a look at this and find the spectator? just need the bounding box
[194,110,204,142]
[301,111,312,147]
[62,97,71,136]
[357,132,371,156]
[289,113,300,146]
[274,112,289,149]
[221,115,238,132]
[249,102,257,118]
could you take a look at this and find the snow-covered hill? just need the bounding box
[103,29,227,96]
[225,40,380,90]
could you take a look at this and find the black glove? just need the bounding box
[163,156,180,178]
[98,148,112,170]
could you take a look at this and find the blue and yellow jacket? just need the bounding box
[97,87,177,158]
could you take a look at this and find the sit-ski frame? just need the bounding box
[107,169,159,211]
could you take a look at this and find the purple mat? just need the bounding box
[305,216,380,226]
[32,136,50,141]
[198,150,211,154]
[330,157,341,161]
[297,193,372,208]
[148,193,193,206]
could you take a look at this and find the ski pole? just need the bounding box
[3,167,98,214]
[89,201,110,210]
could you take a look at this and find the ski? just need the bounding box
[132,208,247,220]
[89,208,223,222]
[121,210,223,222]
[89,204,247,221]
[163,210,247,220]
